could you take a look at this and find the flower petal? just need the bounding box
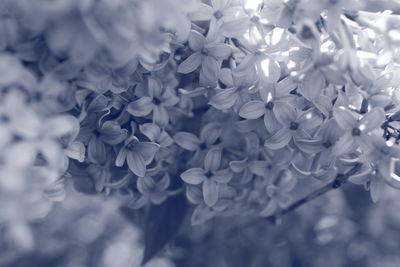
[158,131,174,147]
[206,43,232,59]
[191,204,215,225]
[87,136,106,164]
[181,168,206,185]
[188,30,205,51]
[259,200,277,217]
[134,142,160,164]
[201,56,220,82]
[209,88,238,110]
[100,121,128,144]
[258,56,281,83]
[177,52,202,74]
[212,168,233,183]
[174,132,200,151]
[127,97,154,117]
[189,3,213,21]
[264,128,292,150]
[370,175,384,203]
[139,123,160,142]
[220,17,250,38]
[203,179,219,207]
[153,105,169,127]
[200,122,222,145]
[204,147,222,172]
[294,139,323,154]
[64,141,85,162]
[229,158,247,173]
[359,107,385,132]
[264,109,280,133]
[273,101,297,125]
[332,107,357,130]
[238,100,265,119]
[331,133,355,156]
[211,0,230,10]
[126,152,146,177]
[115,147,128,167]
[249,161,269,176]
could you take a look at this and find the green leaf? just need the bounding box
[141,193,187,266]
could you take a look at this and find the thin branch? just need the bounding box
[267,162,362,222]
[227,163,363,238]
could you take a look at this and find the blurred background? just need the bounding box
[2,181,400,267]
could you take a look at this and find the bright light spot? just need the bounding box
[315,216,338,230]
[320,40,334,53]
[268,27,285,46]
[244,0,263,12]
[242,30,251,42]
[348,105,357,110]
[260,58,270,77]
[364,28,376,39]
[386,140,394,147]
[287,60,296,69]
[250,26,263,44]
[356,50,377,60]
[390,159,400,182]
[306,112,312,119]
[388,30,400,42]
[267,92,273,102]
[338,106,347,110]
[359,123,366,131]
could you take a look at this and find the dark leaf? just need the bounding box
[141,193,187,266]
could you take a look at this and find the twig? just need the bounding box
[267,162,362,222]
[227,163,363,238]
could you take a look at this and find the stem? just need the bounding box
[267,162,362,222]
[228,163,362,238]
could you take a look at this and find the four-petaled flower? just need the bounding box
[238,79,297,133]
[350,135,400,202]
[115,136,159,177]
[180,147,233,207]
[189,0,246,41]
[177,30,232,85]
[263,103,323,150]
[174,122,223,166]
[136,174,171,205]
[259,170,296,217]
[332,106,385,156]
[127,76,179,127]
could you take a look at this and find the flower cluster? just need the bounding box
[2,0,400,238]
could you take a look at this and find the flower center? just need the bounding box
[250,15,260,23]
[152,97,161,105]
[352,128,361,136]
[201,48,209,55]
[265,102,274,110]
[300,25,314,40]
[289,122,299,130]
[213,11,223,20]
[199,143,207,150]
[323,141,332,148]
[0,114,10,123]
[93,129,101,137]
